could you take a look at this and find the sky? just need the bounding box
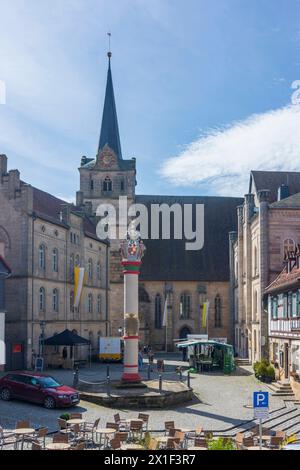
[0,0,300,200]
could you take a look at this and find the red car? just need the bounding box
[0,372,80,409]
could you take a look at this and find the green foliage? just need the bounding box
[253,361,260,375]
[253,360,275,382]
[208,437,236,451]
[265,365,275,380]
[59,413,70,421]
[257,362,268,377]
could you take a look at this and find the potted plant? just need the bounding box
[60,413,70,421]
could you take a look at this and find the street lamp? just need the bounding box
[118,327,123,337]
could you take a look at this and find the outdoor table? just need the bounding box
[188,446,208,451]
[46,443,71,451]
[14,428,35,450]
[95,428,115,449]
[67,419,85,425]
[125,419,144,424]
[121,444,144,450]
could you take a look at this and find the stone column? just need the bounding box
[258,189,270,360]
[120,227,145,383]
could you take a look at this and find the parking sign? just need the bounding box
[253,391,269,419]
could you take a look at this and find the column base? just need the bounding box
[121,372,142,383]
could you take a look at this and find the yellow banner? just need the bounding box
[74,267,86,309]
[202,302,209,329]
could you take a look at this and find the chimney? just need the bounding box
[84,201,93,216]
[0,155,7,178]
[76,191,84,207]
[8,169,20,198]
[278,184,289,201]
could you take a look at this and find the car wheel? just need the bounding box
[0,388,11,401]
[44,396,56,409]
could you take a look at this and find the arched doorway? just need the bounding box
[179,327,192,361]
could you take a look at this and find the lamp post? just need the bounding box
[120,223,145,383]
[39,321,46,358]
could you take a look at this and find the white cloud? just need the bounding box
[161,105,300,196]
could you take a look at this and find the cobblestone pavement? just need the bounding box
[0,354,290,434]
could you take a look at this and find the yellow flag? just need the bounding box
[74,267,86,308]
[202,302,210,328]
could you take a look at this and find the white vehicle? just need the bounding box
[99,337,123,362]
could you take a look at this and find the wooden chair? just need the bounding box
[164,421,175,435]
[25,427,48,449]
[242,437,254,448]
[275,431,286,440]
[114,413,128,430]
[57,418,72,435]
[268,436,284,449]
[174,431,185,448]
[129,421,143,440]
[195,437,208,448]
[115,432,128,443]
[110,438,121,450]
[32,442,43,450]
[53,433,69,444]
[138,413,150,431]
[235,433,244,449]
[0,427,18,450]
[16,420,30,429]
[106,422,119,431]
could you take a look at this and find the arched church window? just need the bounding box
[155,294,162,329]
[180,293,191,319]
[103,177,112,192]
[39,245,46,270]
[215,294,222,327]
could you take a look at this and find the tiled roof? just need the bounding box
[265,264,300,294]
[270,192,300,209]
[250,171,300,203]
[136,194,243,282]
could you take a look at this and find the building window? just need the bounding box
[97,262,101,280]
[155,294,162,329]
[292,292,298,318]
[253,290,258,315]
[53,289,59,312]
[180,293,191,319]
[215,294,222,327]
[103,176,112,192]
[75,254,80,267]
[52,248,58,272]
[120,179,125,191]
[39,287,45,311]
[70,290,74,312]
[88,259,93,279]
[97,295,101,314]
[39,245,46,270]
[284,238,295,255]
[253,246,258,276]
[88,294,93,314]
[271,296,278,319]
[283,294,288,318]
[90,180,94,191]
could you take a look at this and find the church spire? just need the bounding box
[98,41,122,160]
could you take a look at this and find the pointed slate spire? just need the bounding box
[98,52,122,160]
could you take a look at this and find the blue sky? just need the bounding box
[0,0,300,199]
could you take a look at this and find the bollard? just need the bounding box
[73,367,79,388]
[159,374,162,393]
[187,371,191,388]
[106,375,111,396]
[106,365,110,378]
[179,369,183,382]
[148,364,151,380]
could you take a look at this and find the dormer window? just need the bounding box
[103,177,112,192]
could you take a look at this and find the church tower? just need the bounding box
[77,51,136,215]
[77,50,136,335]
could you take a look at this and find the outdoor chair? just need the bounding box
[71,442,85,451]
[53,433,69,444]
[129,421,143,440]
[164,421,175,435]
[70,424,86,445]
[32,442,43,450]
[174,431,186,448]
[114,413,128,430]
[138,413,149,431]
[275,431,286,440]
[242,437,254,448]
[109,438,122,450]
[235,433,244,449]
[0,427,18,450]
[106,422,119,431]
[16,420,30,429]
[194,437,208,448]
[115,432,129,443]
[84,417,100,440]
[24,427,48,449]
[268,436,284,450]
[57,418,72,436]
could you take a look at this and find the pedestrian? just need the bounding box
[138,349,143,371]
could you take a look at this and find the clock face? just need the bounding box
[102,153,115,167]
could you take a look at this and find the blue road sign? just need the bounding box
[253,391,269,409]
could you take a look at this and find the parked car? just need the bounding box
[0,372,80,409]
